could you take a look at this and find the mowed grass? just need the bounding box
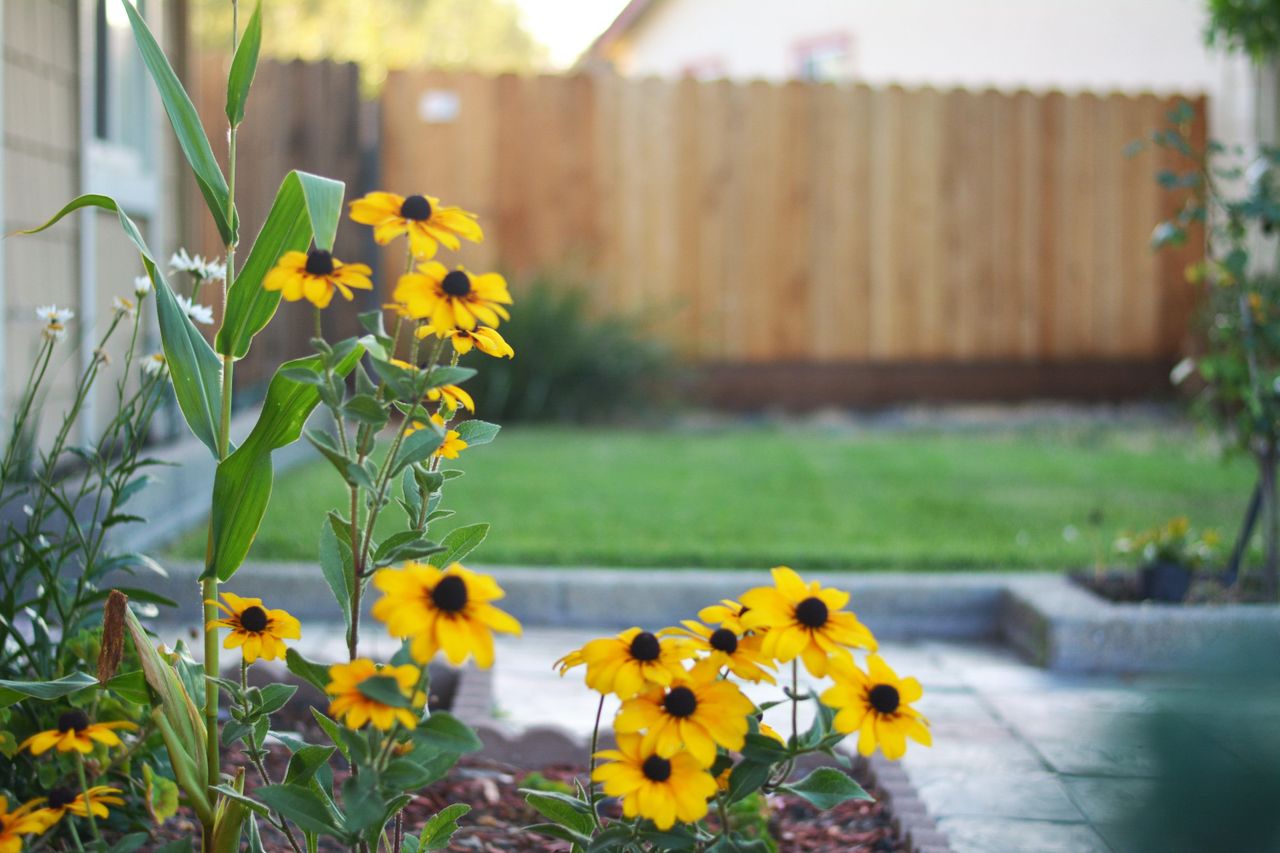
[170,424,1254,571]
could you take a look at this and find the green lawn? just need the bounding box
[170,423,1255,571]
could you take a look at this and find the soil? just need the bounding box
[1071,569,1275,604]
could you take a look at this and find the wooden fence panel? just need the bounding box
[191,63,1208,399]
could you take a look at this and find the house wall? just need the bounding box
[611,0,1256,146]
[1,0,181,444]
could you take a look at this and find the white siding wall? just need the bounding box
[616,0,1257,145]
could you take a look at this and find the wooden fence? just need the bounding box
[190,61,1206,402]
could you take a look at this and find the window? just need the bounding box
[793,33,852,83]
[94,0,151,162]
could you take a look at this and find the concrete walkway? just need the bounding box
[489,629,1280,853]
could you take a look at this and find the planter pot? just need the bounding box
[1140,561,1193,603]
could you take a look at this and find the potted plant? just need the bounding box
[1115,517,1220,602]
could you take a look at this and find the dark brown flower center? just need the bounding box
[305,249,335,276]
[57,710,90,733]
[46,787,78,809]
[869,684,900,714]
[441,270,472,297]
[663,686,697,718]
[432,575,468,612]
[709,628,738,654]
[642,755,672,782]
[629,631,661,662]
[239,606,269,633]
[795,597,828,628]
[400,194,433,221]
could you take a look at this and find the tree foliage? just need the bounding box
[191,0,548,92]
[1205,0,1280,62]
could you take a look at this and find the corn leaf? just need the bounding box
[206,344,364,581]
[225,1,263,126]
[215,170,345,359]
[0,672,97,709]
[121,1,235,245]
[20,195,223,456]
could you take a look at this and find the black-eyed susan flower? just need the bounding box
[393,263,511,332]
[698,598,756,635]
[740,567,876,677]
[349,191,483,259]
[419,324,514,359]
[614,666,755,767]
[35,786,124,822]
[326,659,425,731]
[371,562,521,669]
[821,654,931,760]
[263,249,373,309]
[0,796,53,852]
[18,711,137,755]
[427,384,475,413]
[592,734,717,830]
[206,592,301,663]
[555,628,694,699]
[668,621,775,684]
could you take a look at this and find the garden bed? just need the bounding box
[1069,569,1273,604]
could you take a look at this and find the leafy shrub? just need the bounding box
[461,279,674,423]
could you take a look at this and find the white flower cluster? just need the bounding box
[35,305,74,342]
[170,248,226,283]
[176,294,214,325]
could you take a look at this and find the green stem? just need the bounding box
[74,757,100,841]
[587,693,605,828]
[66,816,86,853]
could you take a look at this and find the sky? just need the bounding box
[513,0,633,68]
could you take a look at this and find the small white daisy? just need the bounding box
[134,275,153,297]
[142,352,168,376]
[112,295,136,318]
[176,294,214,325]
[35,305,74,324]
[170,248,226,282]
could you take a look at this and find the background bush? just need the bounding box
[461,278,675,422]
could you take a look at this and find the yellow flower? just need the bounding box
[0,796,53,853]
[348,191,482,259]
[555,628,694,699]
[592,734,717,830]
[419,324,514,359]
[326,659,424,731]
[667,621,775,684]
[401,414,467,459]
[18,712,137,755]
[393,262,511,333]
[428,384,475,413]
[821,654,931,760]
[262,249,373,309]
[207,592,301,663]
[35,787,124,823]
[371,562,521,668]
[697,599,756,635]
[614,666,755,767]
[758,721,786,745]
[740,567,876,677]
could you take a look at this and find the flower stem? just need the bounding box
[74,757,100,841]
[587,693,605,827]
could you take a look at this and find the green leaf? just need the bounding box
[0,672,97,709]
[225,1,263,126]
[428,523,489,568]
[216,171,346,358]
[144,764,180,823]
[319,518,354,631]
[740,732,790,763]
[355,674,414,709]
[343,394,389,426]
[425,366,476,389]
[418,804,470,851]
[255,784,343,837]
[121,0,234,244]
[257,683,297,715]
[453,420,500,447]
[287,649,332,693]
[19,195,223,455]
[391,427,444,475]
[104,670,150,704]
[207,347,363,581]
[309,708,350,761]
[417,711,483,754]
[522,791,594,836]
[727,760,772,804]
[285,745,336,785]
[777,767,873,810]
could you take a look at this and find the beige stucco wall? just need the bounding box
[2,0,180,446]
[613,0,1258,147]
